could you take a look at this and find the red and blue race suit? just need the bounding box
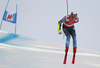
[58,15,79,47]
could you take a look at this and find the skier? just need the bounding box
[58,12,79,64]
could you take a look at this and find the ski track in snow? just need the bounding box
[0,43,100,58]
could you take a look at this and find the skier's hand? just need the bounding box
[58,30,62,34]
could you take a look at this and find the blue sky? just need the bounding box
[0,0,100,51]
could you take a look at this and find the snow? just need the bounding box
[0,31,100,68]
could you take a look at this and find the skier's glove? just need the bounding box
[58,30,62,34]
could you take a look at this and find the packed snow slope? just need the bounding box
[0,30,100,68]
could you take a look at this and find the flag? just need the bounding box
[3,11,17,23]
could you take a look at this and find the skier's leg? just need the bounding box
[70,26,77,48]
[63,46,69,64]
[70,26,77,64]
[63,27,70,52]
[72,47,77,64]
[65,46,69,53]
[63,37,70,64]
[63,26,70,64]
[65,35,70,47]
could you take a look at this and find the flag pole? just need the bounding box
[66,0,68,15]
[15,5,17,34]
[0,20,3,30]
[0,0,10,30]
[5,0,10,10]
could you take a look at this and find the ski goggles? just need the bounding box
[70,16,76,19]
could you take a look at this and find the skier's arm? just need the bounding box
[76,17,79,23]
[58,16,67,30]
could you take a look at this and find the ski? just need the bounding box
[72,53,76,64]
[63,53,68,64]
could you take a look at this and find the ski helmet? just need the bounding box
[71,12,77,18]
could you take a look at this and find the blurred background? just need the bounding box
[0,0,100,51]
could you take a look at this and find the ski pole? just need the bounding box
[62,0,69,40]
